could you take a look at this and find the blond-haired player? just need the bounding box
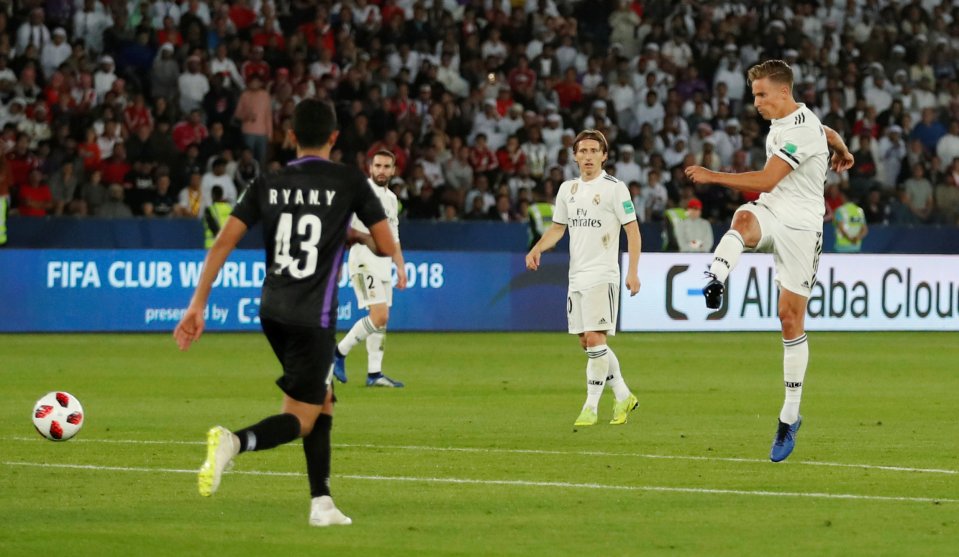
[685,60,854,461]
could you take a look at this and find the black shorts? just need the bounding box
[261,318,335,405]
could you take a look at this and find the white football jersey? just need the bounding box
[760,103,829,231]
[554,171,637,291]
[348,179,400,281]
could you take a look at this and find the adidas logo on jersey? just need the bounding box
[598,318,608,325]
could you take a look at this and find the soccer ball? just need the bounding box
[32,391,85,441]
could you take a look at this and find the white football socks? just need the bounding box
[584,345,609,411]
[604,347,631,401]
[780,334,808,424]
[337,316,381,356]
[709,229,745,282]
[366,331,385,375]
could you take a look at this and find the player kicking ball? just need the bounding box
[333,150,407,388]
[685,60,854,462]
[526,130,642,427]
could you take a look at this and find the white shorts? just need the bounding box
[351,271,393,309]
[567,283,618,336]
[737,203,822,297]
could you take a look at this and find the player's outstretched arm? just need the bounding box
[174,216,248,351]
[685,156,793,193]
[623,220,641,296]
[526,222,566,271]
[823,125,854,172]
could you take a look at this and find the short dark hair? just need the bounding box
[293,99,337,148]
[370,149,396,163]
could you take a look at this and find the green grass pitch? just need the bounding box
[1,332,956,556]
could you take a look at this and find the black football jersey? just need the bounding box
[232,156,387,327]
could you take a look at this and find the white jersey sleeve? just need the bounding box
[612,181,638,225]
[552,180,572,226]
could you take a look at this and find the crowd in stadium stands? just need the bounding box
[2,0,959,229]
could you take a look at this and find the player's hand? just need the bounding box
[831,150,854,173]
[684,165,713,184]
[396,270,408,290]
[525,249,541,271]
[626,274,641,296]
[173,306,205,351]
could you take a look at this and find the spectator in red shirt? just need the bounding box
[156,16,183,47]
[241,46,271,85]
[77,128,102,173]
[299,9,336,54]
[123,94,154,134]
[228,0,257,31]
[554,67,583,110]
[496,135,527,179]
[16,168,53,217]
[386,82,416,125]
[507,55,536,93]
[252,18,286,51]
[172,109,209,152]
[469,133,499,183]
[380,0,404,27]
[100,143,131,186]
[6,134,39,188]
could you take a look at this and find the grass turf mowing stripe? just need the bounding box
[8,436,957,476]
[3,460,954,505]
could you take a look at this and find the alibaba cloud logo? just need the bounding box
[665,265,728,321]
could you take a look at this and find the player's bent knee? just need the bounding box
[778,308,804,336]
[295,413,316,437]
[369,306,389,329]
[584,331,607,347]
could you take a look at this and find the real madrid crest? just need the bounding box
[592,194,600,205]
[571,182,579,195]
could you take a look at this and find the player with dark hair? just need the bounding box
[685,60,854,462]
[334,149,408,387]
[174,99,395,526]
[525,129,643,427]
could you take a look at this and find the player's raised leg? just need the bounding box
[704,209,761,309]
[771,288,808,462]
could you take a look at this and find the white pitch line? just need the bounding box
[1,460,953,504]
[8,436,957,476]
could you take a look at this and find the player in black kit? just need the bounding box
[174,99,395,527]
